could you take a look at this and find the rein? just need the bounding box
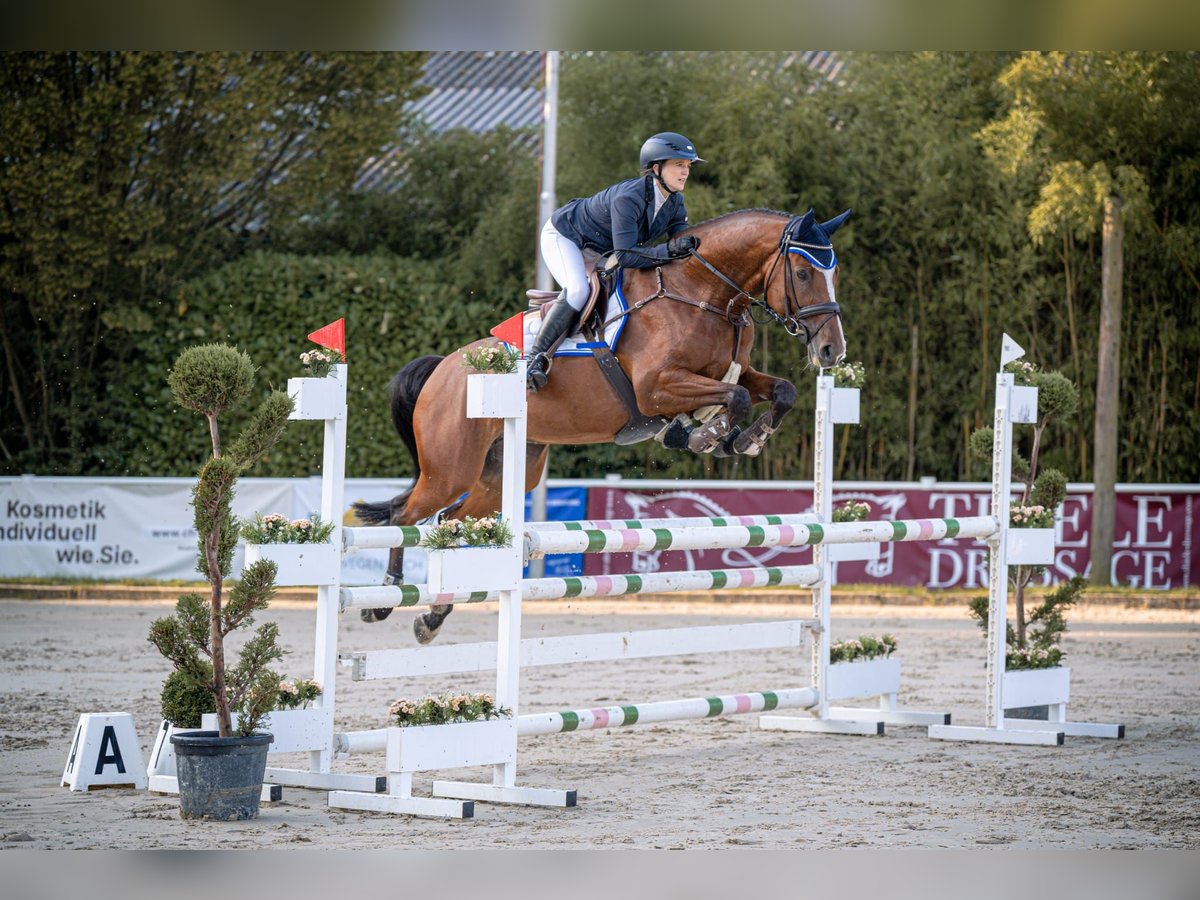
[596,219,843,350]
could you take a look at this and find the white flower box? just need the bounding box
[387,718,517,774]
[202,708,333,754]
[1006,527,1055,565]
[826,539,881,563]
[466,372,525,420]
[287,370,345,420]
[830,387,860,424]
[426,545,521,594]
[244,542,340,586]
[1010,385,1039,424]
[1002,666,1070,710]
[825,657,901,701]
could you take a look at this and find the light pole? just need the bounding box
[528,50,559,578]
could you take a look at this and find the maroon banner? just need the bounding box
[584,484,1199,590]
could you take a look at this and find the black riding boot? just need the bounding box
[527,299,582,392]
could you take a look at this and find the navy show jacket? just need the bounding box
[551,175,690,269]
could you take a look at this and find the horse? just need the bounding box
[353,207,851,643]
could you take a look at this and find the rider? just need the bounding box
[527,131,705,391]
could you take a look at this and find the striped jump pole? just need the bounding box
[524,515,998,558]
[336,688,819,755]
[342,513,822,554]
[339,563,822,611]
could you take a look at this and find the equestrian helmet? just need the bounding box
[639,132,706,169]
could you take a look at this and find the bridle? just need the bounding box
[748,214,842,345]
[600,215,843,348]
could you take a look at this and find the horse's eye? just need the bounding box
[795,269,810,283]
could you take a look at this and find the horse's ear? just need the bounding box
[796,209,816,235]
[819,208,852,237]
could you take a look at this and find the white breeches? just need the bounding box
[540,219,602,312]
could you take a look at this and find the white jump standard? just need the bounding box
[225,331,1120,820]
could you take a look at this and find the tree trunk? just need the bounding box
[905,324,918,482]
[1090,192,1123,586]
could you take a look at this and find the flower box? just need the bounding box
[287,371,345,421]
[466,372,525,420]
[426,545,521,594]
[826,540,881,563]
[1006,527,1055,565]
[386,718,517,774]
[1010,385,1039,424]
[202,708,333,754]
[1002,666,1070,711]
[244,542,339,586]
[830,387,860,425]
[825,657,901,701]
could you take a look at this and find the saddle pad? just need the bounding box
[516,276,631,357]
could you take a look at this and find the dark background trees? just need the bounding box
[2,51,1196,485]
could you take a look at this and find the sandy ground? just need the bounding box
[0,596,1197,850]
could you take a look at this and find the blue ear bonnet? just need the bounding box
[781,211,839,270]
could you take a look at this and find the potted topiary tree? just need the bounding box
[967,359,1084,719]
[147,344,293,820]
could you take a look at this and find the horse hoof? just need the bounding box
[413,615,441,645]
[360,607,393,623]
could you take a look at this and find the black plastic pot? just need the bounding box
[170,730,273,821]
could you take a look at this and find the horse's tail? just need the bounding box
[351,354,444,526]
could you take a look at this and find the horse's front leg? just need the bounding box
[727,368,797,457]
[640,367,752,454]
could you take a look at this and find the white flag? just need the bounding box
[1000,333,1026,369]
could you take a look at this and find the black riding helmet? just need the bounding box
[640,132,705,193]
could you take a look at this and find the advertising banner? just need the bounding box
[584,483,1198,590]
[1,477,586,584]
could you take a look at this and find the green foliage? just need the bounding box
[147,344,292,737]
[462,344,519,374]
[829,633,897,663]
[160,668,217,729]
[0,51,428,475]
[225,392,295,469]
[419,515,514,550]
[1030,370,1078,422]
[968,575,1084,669]
[168,345,256,419]
[831,500,871,523]
[6,51,1199,484]
[1031,467,1068,511]
[104,251,478,479]
[300,348,343,378]
[240,513,335,545]
[276,677,322,710]
[969,427,994,460]
[388,692,511,727]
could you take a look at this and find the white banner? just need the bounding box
[0,476,416,585]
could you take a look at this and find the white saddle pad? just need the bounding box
[518,280,631,357]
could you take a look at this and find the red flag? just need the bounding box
[490,311,526,354]
[307,319,346,359]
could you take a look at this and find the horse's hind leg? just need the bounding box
[361,492,426,623]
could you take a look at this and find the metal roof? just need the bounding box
[354,51,542,193]
[354,50,846,193]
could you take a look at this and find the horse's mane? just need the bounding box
[689,208,791,232]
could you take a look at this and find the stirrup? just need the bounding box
[527,354,550,391]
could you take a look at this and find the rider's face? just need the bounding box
[658,158,693,193]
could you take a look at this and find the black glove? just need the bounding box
[667,235,700,257]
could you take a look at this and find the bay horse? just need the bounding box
[353,207,851,643]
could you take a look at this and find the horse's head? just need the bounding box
[761,209,850,369]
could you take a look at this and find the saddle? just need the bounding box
[525,267,668,445]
